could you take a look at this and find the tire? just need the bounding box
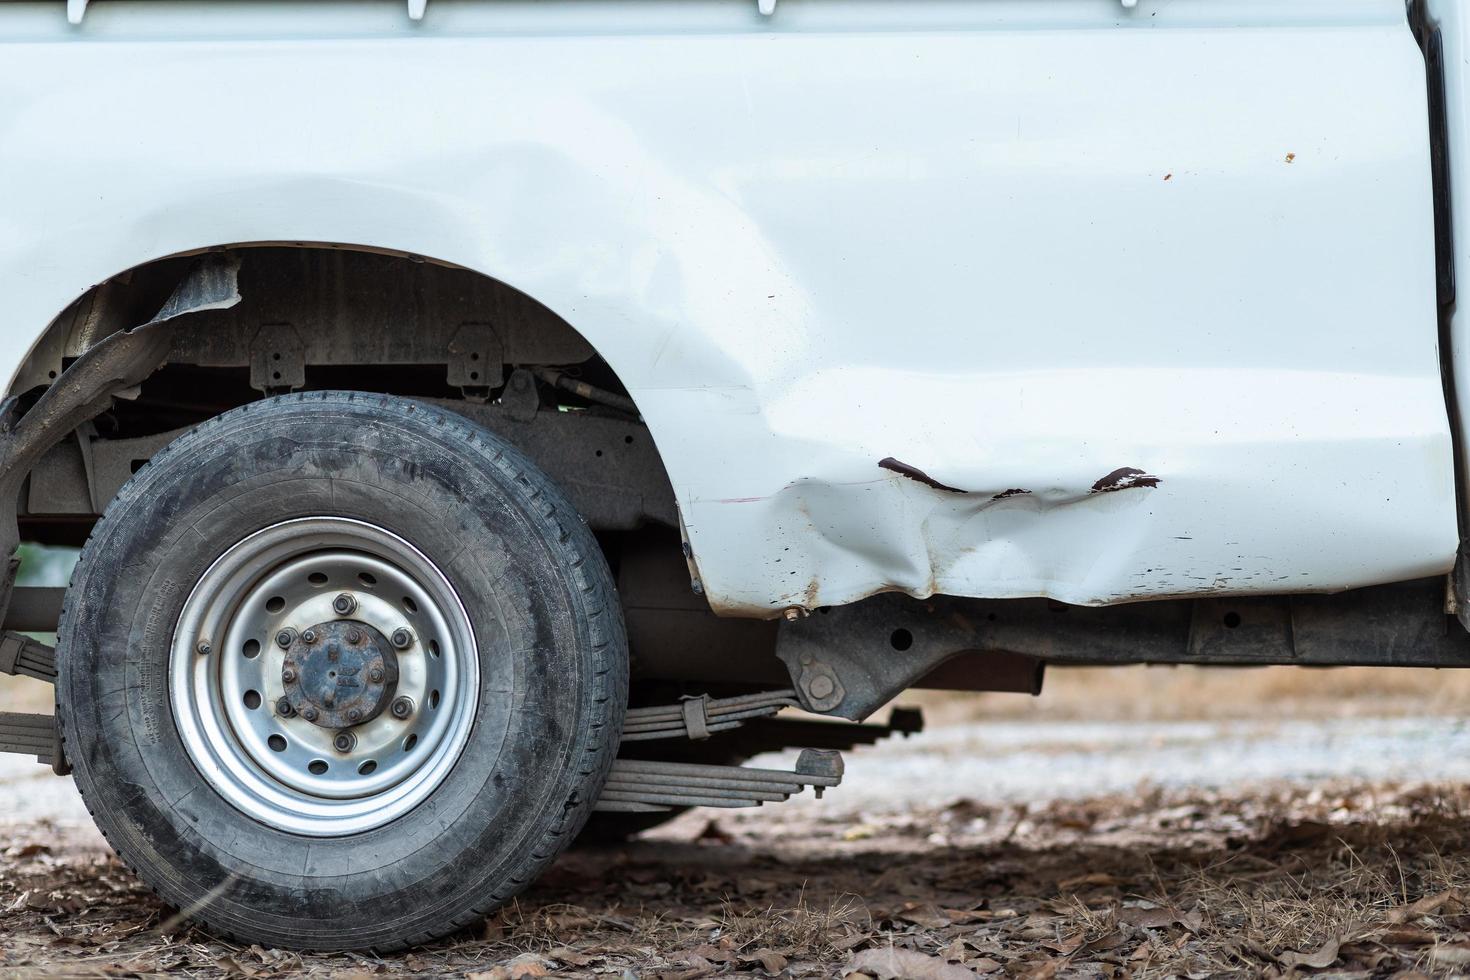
[56,391,627,950]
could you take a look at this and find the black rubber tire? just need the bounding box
[56,391,627,951]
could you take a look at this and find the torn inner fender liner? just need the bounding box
[0,253,242,606]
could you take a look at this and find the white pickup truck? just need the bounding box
[0,0,1464,951]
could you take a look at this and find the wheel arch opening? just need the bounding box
[12,242,757,697]
[11,241,682,547]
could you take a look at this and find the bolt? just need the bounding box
[275,697,294,717]
[390,696,414,720]
[390,628,413,650]
[808,675,835,700]
[302,707,318,722]
[282,666,298,684]
[332,593,357,616]
[345,627,363,645]
[196,640,211,656]
[275,628,297,649]
[368,666,385,684]
[346,707,362,723]
[333,731,356,753]
[301,628,318,644]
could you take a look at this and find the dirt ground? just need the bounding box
[6,667,1470,978]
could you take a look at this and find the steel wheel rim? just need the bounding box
[170,517,479,836]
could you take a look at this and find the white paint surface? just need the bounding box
[0,0,1455,615]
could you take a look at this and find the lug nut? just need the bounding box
[301,628,318,644]
[276,697,294,717]
[346,707,362,723]
[282,666,298,684]
[332,593,357,616]
[302,707,318,722]
[368,666,384,684]
[390,628,413,650]
[196,640,211,656]
[275,628,296,649]
[345,627,363,645]
[333,731,356,753]
[390,696,414,720]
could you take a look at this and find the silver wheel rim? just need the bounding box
[170,518,479,836]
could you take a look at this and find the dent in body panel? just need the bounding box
[704,458,1171,617]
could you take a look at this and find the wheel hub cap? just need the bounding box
[169,518,479,836]
[283,620,400,729]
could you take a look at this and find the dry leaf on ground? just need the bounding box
[1279,937,1342,970]
[847,946,982,980]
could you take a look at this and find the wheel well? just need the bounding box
[15,244,678,542]
[14,244,779,693]
[17,243,614,420]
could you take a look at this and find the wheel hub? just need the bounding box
[170,517,479,836]
[282,619,400,730]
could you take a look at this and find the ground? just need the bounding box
[5,666,1470,978]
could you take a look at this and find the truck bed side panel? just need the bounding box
[0,0,1453,613]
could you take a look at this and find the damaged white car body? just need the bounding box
[0,0,1467,952]
[1,0,1455,613]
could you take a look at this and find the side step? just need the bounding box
[594,749,843,812]
[0,712,58,767]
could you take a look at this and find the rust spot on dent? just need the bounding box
[1090,467,1161,494]
[879,457,968,494]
